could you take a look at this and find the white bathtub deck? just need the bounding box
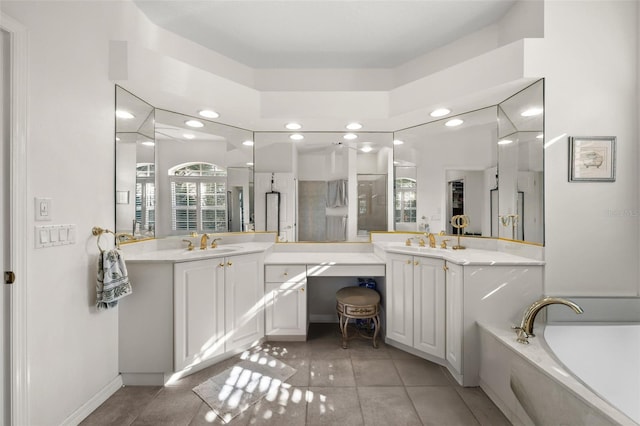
[544,324,640,425]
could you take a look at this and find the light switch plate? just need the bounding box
[35,197,52,221]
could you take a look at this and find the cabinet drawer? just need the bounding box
[306,264,385,277]
[265,264,307,282]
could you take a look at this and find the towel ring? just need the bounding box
[92,226,118,252]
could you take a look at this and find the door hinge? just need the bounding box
[4,271,16,284]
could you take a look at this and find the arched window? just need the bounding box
[168,162,228,233]
[394,177,416,223]
[136,163,155,231]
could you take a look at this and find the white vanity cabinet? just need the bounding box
[174,259,225,371]
[264,264,307,340]
[386,252,445,359]
[120,252,264,385]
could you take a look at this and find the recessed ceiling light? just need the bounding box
[498,139,513,145]
[290,133,304,141]
[198,110,219,119]
[246,162,254,166]
[536,133,544,139]
[360,146,373,153]
[346,122,362,130]
[521,107,543,117]
[183,133,195,140]
[185,119,204,128]
[115,110,135,119]
[243,140,254,146]
[343,133,358,140]
[141,141,155,147]
[430,108,451,117]
[445,119,464,127]
[393,139,404,145]
[285,122,302,130]
[115,137,121,141]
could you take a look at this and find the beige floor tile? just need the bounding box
[80,386,161,426]
[455,386,511,426]
[357,386,422,426]
[309,358,356,387]
[406,386,480,426]
[132,387,203,425]
[284,358,311,387]
[352,358,403,386]
[393,357,450,386]
[307,387,364,426]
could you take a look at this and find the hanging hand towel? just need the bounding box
[96,249,132,309]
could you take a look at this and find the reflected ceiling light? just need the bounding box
[115,137,121,141]
[393,139,404,145]
[498,139,513,145]
[521,107,543,117]
[246,162,254,166]
[185,119,204,128]
[183,133,195,140]
[445,118,464,127]
[393,161,399,165]
[290,133,304,141]
[115,110,135,119]
[243,140,254,146]
[536,133,544,139]
[360,145,373,153]
[141,141,155,146]
[430,108,451,117]
[285,122,302,130]
[198,110,219,119]
[346,122,362,130]
[343,133,358,140]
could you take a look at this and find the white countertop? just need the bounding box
[122,242,274,263]
[264,252,384,265]
[378,242,544,266]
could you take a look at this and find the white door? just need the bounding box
[174,259,225,370]
[386,253,414,346]
[265,279,306,337]
[413,257,445,358]
[1,27,10,425]
[225,253,264,351]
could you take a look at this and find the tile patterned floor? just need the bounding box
[81,324,511,426]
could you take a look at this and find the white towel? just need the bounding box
[96,249,132,309]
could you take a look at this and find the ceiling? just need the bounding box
[132,0,517,69]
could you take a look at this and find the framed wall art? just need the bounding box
[568,136,616,182]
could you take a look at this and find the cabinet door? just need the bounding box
[413,257,445,358]
[445,262,464,374]
[386,253,414,346]
[174,259,225,371]
[265,265,307,337]
[225,253,265,351]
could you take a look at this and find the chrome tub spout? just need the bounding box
[514,297,583,344]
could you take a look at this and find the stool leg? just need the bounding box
[371,315,380,349]
[339,314,349,349]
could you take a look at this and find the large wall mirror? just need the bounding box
[393,79,544,245]
[115,79,543,244]
[253,132,394,242]
[115,86,255,238]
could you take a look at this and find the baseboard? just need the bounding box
[61,375,123,426]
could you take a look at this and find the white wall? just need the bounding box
[0,2,125,424]
[525,1,638,295]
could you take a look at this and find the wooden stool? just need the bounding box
[336,287,381,349]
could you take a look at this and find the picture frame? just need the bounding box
[568,136,616,182]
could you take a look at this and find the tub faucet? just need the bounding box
[211,237,222,248]
[200,233,210,250]
[514,297,583,344]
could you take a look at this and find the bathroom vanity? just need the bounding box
[119,234,543,387]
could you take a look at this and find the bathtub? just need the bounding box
[478,322,639,426]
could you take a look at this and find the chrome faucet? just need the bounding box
[514,297,583,344]
[200,233,210,250]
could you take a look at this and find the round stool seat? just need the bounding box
[336,287,381,349]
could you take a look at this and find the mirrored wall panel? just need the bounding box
[394,106,498,237]
[115,87,155,237]
[254,132,394,242]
